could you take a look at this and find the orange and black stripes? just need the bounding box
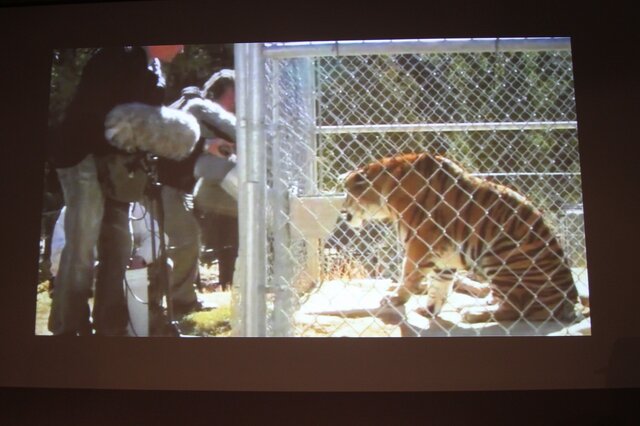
[345,152,579,322]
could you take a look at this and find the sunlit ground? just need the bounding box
[35,263,232,337]
[35,266,590,337]
[294,271,591,337]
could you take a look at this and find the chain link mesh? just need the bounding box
[261,42,588,337]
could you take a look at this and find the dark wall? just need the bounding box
[0,388,635,425]
[0,0,638,418]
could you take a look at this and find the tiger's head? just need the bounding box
[342,168,386,227]
[341,153,440,228]
[341,157,412,228]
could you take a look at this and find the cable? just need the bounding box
[123,274,140,337]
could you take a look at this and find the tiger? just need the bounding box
[341,152,578,323]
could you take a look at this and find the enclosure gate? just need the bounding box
[234,39,587,337]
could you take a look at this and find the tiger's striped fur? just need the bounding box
[342,152,578,323]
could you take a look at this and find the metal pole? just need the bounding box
[233,43,248,336]
[235,43,268,337]
[299,57,322,292]
[241,43,268,337]
[301,57,318,194]
[270,60,295,336]
[316,121,577,135]
[263,37,572,59]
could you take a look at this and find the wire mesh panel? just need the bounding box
[258,39,589,337]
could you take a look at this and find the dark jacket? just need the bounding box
[157,138,205,193]
[50,46,165,169]
[157,98,236,194]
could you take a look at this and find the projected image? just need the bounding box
[37,39,590,337]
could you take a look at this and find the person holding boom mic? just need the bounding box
[104,86,216,335]
[48,45,184,336]
[143,85,216,331]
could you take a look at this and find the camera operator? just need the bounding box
[48,45,184,336]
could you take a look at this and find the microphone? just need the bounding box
[104,103,201,161]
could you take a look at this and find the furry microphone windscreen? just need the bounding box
[182,98,236,142]
[104,103,201,161]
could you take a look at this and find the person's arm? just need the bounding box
[205,138,235,158]
[183,98,236,142]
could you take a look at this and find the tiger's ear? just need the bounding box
[342,169,367,189]
[386,163,410,181]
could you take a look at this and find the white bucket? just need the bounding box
[125,268,149,337]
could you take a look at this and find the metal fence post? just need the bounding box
[299,58,323,288]
[231,43,247,336]
[301,57,318,194]
[270,59,295,336]
[236,43,267,337]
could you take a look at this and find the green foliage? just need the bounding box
[48,44,234,126]
[48,48,94,126]
[162,44,234,103]
[179,305,232,337]
[315,50,581,214]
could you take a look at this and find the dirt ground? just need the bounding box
[35,264,232,337]
[35,268,591,337]
[293,275,591,337]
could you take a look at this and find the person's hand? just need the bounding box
[206,138,235,158]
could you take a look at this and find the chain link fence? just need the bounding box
[235,39,589,337]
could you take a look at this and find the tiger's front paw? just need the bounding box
[379,293,409,307]
[424,297,445,317]
[423,281,450,317]
[461,306,495,323]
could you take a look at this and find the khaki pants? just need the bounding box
[146,186,199,314]
[49,155,131,335]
